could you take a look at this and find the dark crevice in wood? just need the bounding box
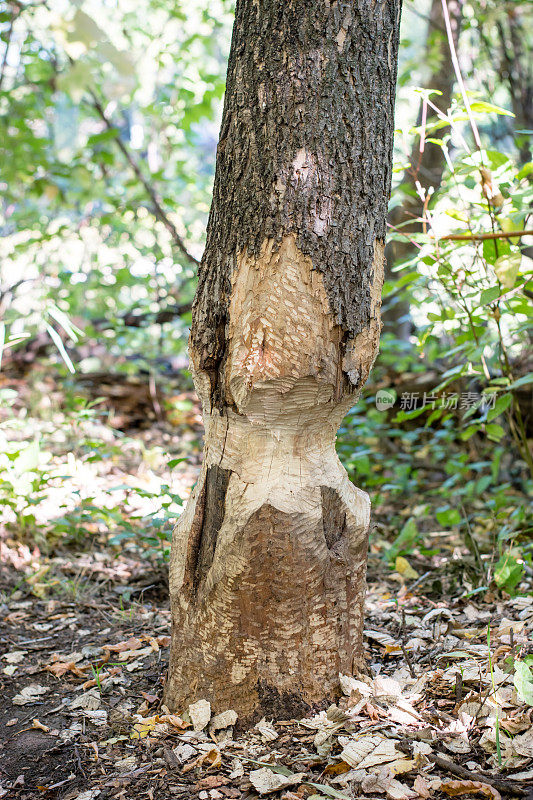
[321,486,347,550]
[182,479,207,597]
[193,465,232,588]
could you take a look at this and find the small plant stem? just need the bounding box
[487,626,502,768]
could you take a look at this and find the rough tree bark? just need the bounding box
[165,0,402,722]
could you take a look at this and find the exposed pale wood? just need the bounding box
[166,237,384,719]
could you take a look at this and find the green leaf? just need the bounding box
[87,129,119,146]
[393,406,427,423]
[469,101,514,118]
[514,661,533,706]
[0,321,4,371]
[507,373,533,390]
[304,785,350,800]
[483,237,510,265]
[386,518,419,562]
[479,286,501,306]
[461,424,480,440]
[168,458,186,469]
[494,552,524,593]
[436,507,461,526]
[13,439,41,474]
[56,61,94,102]
[245,759,293,777]
[487,393,512,422]
[45,324,76,374]
[485,423,505,441]
[517,162,533,181]
[494,254,521,289]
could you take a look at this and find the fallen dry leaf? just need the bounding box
[361,766,418,800]
[210,709,237,734]
[196,775,230,790]
[130,715,158,739]
[183,745,222,772]
[115,755,137,771]
[74,791,101,800]
[390,758,418,775]
[173,742,196,763]
[255,719,279,742]
[413,775,432,798]
[339,673,372,697]
[12,684,48,705]
[364,629,404,654]
[46,660,88,678]
[104,637,143,653]
[249,767,305,796]
[395,556,419,580]
[3,650,27,664]
[340,735,399,770]
[324,761,352,776]
[141,691,159,704]
[508,767,533,780]
[441,780,501,800]
[82,710,107,726]
[512,728,533,758]
[159,713,189,730]
[70,689,101,711]
[189,698,211,731]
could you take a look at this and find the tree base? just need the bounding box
[165,236,381,721]
[164,408,370,721]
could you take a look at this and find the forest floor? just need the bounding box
[2,549,532,800]
[1,373,532,800]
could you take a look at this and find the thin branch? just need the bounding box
[438,228,533,242]
[90,302,193,331]
[21,30,201,269]
[88,91,200,268]
[441,0,482,150]
[428,752,528,797]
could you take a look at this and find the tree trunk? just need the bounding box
[165,0,401,723]
[496,5,532,165]
[383,0,463,339]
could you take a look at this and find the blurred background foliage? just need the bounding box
[0,0,531,599]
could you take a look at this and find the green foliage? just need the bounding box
[1,0,233,373]
[493,550,525,594]
[385,518,419,564]
[0,390,183,563]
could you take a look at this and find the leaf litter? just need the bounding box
[2,561,532,800]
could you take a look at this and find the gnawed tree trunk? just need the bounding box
[165,0,401,722]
